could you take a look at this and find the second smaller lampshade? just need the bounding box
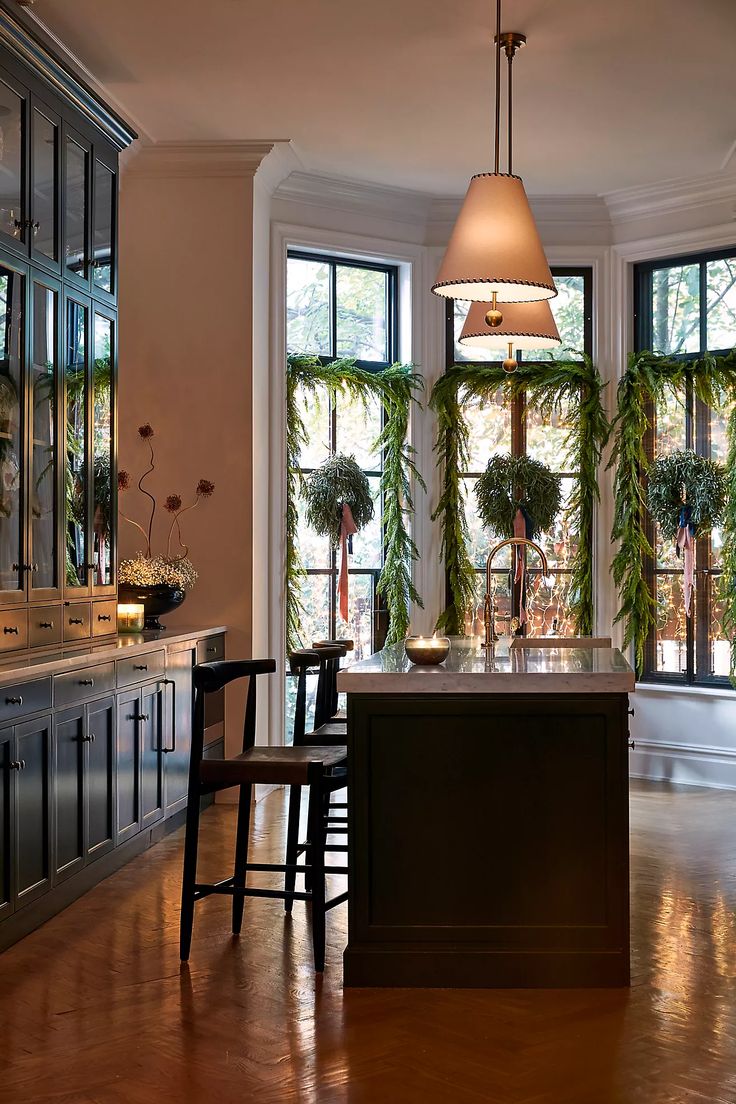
[459,299,561,356]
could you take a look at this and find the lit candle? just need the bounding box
[117,603,145,633]
[404,634,451,666]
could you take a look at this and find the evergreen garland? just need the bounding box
[475,454,561,539]
[608,349,736,677]
[304,453,374,545]
[430,356,609,636]
[286,355,425,652]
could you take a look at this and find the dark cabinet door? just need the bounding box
[0,259,28,607]
[0,726,13,921]
[62,125,90,289]
[115,689,139,844]
[164,648,194,817]
[0,73,28,255]
[14,714,51,909]
[140,686,164,830]
[53,706,84,882]
[90,309,115,595]
[29,97,61,271]
[28,275,62,602]
[85,696,114,862]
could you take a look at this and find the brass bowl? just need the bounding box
[404,635,451,666]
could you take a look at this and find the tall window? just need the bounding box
[447,269,593,634]
[635,247,736,685]
[287,250,398,658]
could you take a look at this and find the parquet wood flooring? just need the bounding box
[1,780,736,1103]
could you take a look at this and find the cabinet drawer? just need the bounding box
[63,603,91,642]
[0,677,52,724]
[92,600,117,637]
[29,606,63,648]
[197,634,225,664]
[116,649,165,689]
[54,662,116,708]
[0,610,28,653]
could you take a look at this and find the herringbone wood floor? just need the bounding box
[1,780,736,1103]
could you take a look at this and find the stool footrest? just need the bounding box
[326,891,349,910]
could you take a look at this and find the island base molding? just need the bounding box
[344,945,629,989]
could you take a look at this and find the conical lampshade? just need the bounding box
[459,298,561,351]
[433,173,556,303]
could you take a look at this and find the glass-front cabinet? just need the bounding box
[29,275,61,600]
[0,261,25,604]
[64,294,87,592]
[91,310,114,591]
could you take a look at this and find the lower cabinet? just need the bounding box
[164,646,195,817]
[54,696,115,884]
[0,715,52,920]
[116,683,166,844]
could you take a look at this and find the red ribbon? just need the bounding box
[338,503,358,623]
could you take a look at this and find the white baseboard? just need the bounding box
[630,740,736,791]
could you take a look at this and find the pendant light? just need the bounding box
[432,0,556,323]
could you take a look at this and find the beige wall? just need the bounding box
[118,149,259,755]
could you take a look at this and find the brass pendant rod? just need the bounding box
[507,44,513,174]
[493,0,501,174]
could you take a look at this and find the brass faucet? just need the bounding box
[483,536,549,654]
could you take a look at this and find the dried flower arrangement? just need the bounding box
[118,423,215,591]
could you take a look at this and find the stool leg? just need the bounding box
[180,786,202,961]
[308,778,326,972]
[232,783,252,935]
[284,784,301,913]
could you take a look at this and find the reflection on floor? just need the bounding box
[1,780,736,1103]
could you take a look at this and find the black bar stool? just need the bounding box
[179,658,348,971]
[312,639,353,732]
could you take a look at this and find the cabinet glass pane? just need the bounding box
[65,138,87,280]
[65,300,87,586]
[32,110,56,260]
[93,314,113,586]
[0,81,23,243]
[92,162,114,293]
[0,266,23,593]
[31,284,58,590]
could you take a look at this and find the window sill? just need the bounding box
[636,680,735,700]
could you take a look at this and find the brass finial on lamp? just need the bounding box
[458,299,561,373]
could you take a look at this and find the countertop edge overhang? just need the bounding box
[0,625,227,687]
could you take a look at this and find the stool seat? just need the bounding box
[303,721,347,746]
[200,745,347,788]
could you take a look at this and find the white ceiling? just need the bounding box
[30,0,736,197]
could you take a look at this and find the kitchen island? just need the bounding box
[337,638,635,988]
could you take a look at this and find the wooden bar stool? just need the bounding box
[311,639,353,738]
[179,658,347,971]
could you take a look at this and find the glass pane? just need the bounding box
[706,258,736,351]
[296,490,330,570]
[527,573,576,636]
[0,267,23,592]
[350,476,382,569]
[655,521,681,569]
[0,81,23,242]
[336,389,382,471]
[464,389,512,473]
[463,476,493,568]
[65,299,87,586]
[655,389,687,456]
[336,265,389,362]
[525,274,587,361]
[93,315,113,585]
[537,477,578,569]
[31,284,57,590]
[92,161,114,293]
[32,109,56,260]
[654,574,687,674]
[294,382,330,470]
[650,264,700,355]
[287,256,331,356]
[339,572,375,658]
[707,582,730,679]
[299,573,331,648]
[65,137,87,280]
[526,399,577,472]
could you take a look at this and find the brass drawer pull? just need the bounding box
[78,678,95,687]
[5,696,22,706]
[133,664,148,671]
[40,621,54,629]
[9,759,24,770]
[3,626,19,635]
[206,646,217,653]
[69,618,83,625]
[97,614,112,621]
[82,733,96,743]
[136,713,149,722]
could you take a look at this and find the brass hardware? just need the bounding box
[136,713,149,722]
[97,614,112,621]
[483,536,549,656]
[82,734,96,743]
[39,621,53,629]
[494,31,527,56]
[628,739,636,751]
[485,291,503,328]
[5,696,22,706]
[9,760,23,770]
[502,341,518,373]
[3,625,18,635]
[78,678,94,686]
[69,618,83,625]
[133,664,148,671]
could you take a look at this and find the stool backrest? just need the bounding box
[289,649,322,747]
[311,641,348,726]
[191,659,276,785]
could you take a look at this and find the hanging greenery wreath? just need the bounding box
[647,449,726,540]
[608,348,736,676]
[286,355,425,652]
[429,355,609,636]
[475,453,561,539]
[304,453,374,544]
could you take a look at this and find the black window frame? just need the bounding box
[444,266,594,629]
[287,248,400,651]
[634,245,736,688]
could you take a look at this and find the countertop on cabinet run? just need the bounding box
[0,626,227,687]
[337,638,635,695]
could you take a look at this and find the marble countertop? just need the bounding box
[337,638,635,695]
[0,625,227,687]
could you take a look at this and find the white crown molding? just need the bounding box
[124,140,289,179]
[274,171,433,227]
[604,169,736,223]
